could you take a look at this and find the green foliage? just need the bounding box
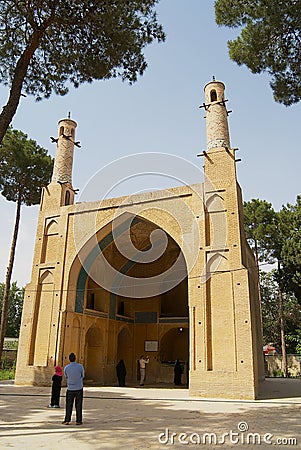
[280,196,301,299]
[0,368,15,380]
[244,197,301,303]
[0,283,24,338]
[0,127,53,205]
[244,197,301,355]
[0,360,16,379]
[215,0,301,105]
[0,0,165,100]
[272,369,284,378]
[260,271,280,344]
[286,328,301,355]
[260,270,301,353]
[243,198,277,262]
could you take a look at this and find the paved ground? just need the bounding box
[0,378,300,449]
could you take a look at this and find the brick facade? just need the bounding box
[15,81,264,399]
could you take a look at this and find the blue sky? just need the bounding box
[1,0,300,286]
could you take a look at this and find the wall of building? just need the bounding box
[265,355,301,377]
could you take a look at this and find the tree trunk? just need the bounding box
[0,193,22,362]
[278,285,288,377]
[0,16,54,143]
[254,239,263,331]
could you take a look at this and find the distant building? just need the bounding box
[15,80,264,399]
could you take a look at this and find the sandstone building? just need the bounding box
[15,80,264,399]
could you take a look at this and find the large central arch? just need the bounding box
[70,213,189,386]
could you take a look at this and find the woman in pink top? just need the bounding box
[48,365,62,408]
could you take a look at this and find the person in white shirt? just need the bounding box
[138,355,149,386]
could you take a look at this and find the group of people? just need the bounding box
[49,352,84,425]
[49,353,184,425]
[116,355,150,387]
[116,356,184,387]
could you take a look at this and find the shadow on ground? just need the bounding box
[258,378,301,399]
[0,380,300,449]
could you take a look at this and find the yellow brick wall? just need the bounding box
[15,82,264,398]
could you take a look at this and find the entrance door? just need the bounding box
[85,326,102,383]
[159,327,189,384]
[117,326,133,380]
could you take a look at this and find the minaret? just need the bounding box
[41,117,78,209]
[204,80,231,150]
[52,118,77,186]
[15,117,79,375]
[202,79,236,189]
[189,79,264,399]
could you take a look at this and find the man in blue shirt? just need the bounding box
[62,353,84,425]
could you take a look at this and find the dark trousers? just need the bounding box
[50,384,61,406]
[64,389,83,423]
